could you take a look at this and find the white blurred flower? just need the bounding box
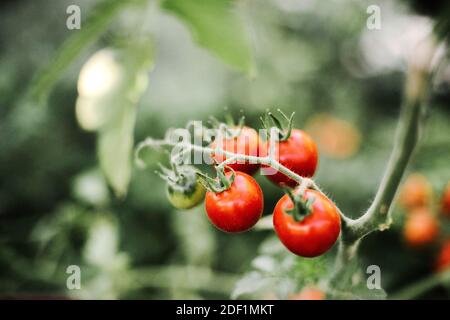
[359,5,433,75]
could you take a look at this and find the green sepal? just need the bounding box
[261,109,295,142]
[282,186,315,222]
[209,114,245,140]
[155,162,200,194]
[195,166,235,193]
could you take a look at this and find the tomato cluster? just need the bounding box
[399,174,450,272]
[162,114,340,258]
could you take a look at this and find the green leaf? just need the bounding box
[232,236,331,299]
[162,0,253,74]
[28,0,145,104]
[231,271,272,299]
[76,48,130,131]
[77,41,153,196]
[72,168,110,206]
[83,214,123,268]
[98,106,137,197]
[172,207,216,266]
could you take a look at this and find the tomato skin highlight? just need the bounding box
[205,171,263,233]
[210,126,261,175]
[273,189,341,257]
[435,240,450,272]
[403,208,439,247]
[261,129,318,187]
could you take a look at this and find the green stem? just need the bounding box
[344,39,437,243]
[136,137,346,218]
[390,269,450,300]
[329,37,438,284]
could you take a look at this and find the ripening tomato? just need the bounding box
[440,182,450,218]
[289,287,326,300]
[435,240,450,272]
[210,126,261,175]
[398,174,432,211]
[261,129,318,187]
[166,180,205,210]
[205,171,263,232]
[273,189,341,257]
[403,208,439,247]
[166,167,206,210]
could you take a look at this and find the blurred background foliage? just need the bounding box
[0,0,449,299]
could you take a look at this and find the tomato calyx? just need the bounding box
[260,109,295,142]
[283,187,315,222]
[209,114,245,140]
[196,166,236,193]
[156,163,199,192]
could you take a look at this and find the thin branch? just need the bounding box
[327,37,440,289]
[390,269,450,300]
[343,37,438,243]
[135,138,344,220]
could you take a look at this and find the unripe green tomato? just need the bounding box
[166,168,206,210]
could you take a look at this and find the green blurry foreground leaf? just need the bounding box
[28,0,146,104]
[72,168,110,206]
[162,0,253,74]
[76,42,153,196]
[231,271,273,299]
[232,237,329,299]
[97,105,137,197]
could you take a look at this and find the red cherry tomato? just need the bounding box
[440,182,450,218]
[403,208,439,247]
[273,189,341,257]
[210,126,261,175]
[205,171,263,233]
[261,129,318,187]
[435,240,450,272]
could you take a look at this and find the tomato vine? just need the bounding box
[135,33,442,295]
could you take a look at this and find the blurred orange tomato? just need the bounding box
[305,114,361,159]
[440,182,450,218]
[435,240,450,272]
[289,287,325,300]
[398,174,432,211]
[403,208,439,247]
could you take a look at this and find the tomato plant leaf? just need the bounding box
[83,214,120,267]
[232,236,331,299]
[28,0,146,105]
[161,0,254,74]
[98,106,137,197]
[172,207,216,266]
[77,41,153,196]
[231,271,273,299]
